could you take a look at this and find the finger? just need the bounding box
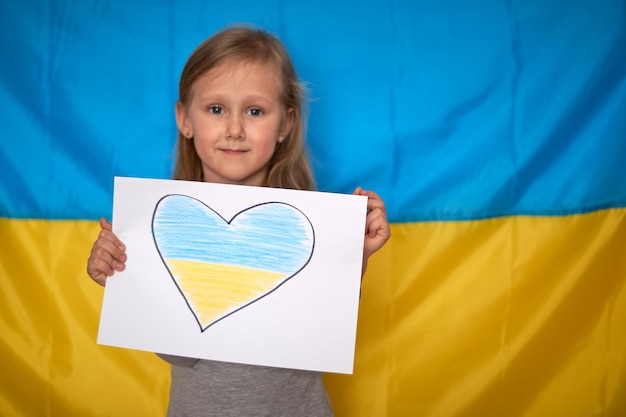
[365,205,388,228]
[354,189,387,213]
[87,270,108,287]
[97,226,126,253]
[87,255,114,279]
[366,198,386,215]
[100,217,112,232]
[87,218,126,287]
[87,232,127,280]
[94,233,127,264]
[366,212,387,237]
[354,188,381,200]
[361,189,382,200]
[93,275,107,286]
[87,243,127,285]
[88,241,117,273]
[93,240,126,269]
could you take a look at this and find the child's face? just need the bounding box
[176,59,293,186]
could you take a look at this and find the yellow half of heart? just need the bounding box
[165,258,288,329]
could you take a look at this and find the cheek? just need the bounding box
[191,133,215,157]
[263,131,281,151]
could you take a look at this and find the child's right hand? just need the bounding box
[86,217,127,286]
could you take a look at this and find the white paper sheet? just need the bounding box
[97,176,367,374]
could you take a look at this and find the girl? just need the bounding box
[87,25,390,416]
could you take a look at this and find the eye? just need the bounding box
[208,105,223,115]
[247,108,263,117]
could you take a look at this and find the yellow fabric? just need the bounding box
[326,208,626,416]
[2,210,625,416]
[0,219,170,417]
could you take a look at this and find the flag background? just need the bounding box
[1,0,625,416]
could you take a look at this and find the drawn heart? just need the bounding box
[152,194,315,331]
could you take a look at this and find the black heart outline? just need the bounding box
[151,194,316,332]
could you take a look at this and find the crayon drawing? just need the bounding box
[151,194,315,332]
[99,177,367,372]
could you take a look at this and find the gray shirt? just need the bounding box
[160,355,334,417]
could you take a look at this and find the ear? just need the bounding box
[175,101,192,138]
[278,108,295,143]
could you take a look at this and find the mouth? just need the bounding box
[220,148,248,156]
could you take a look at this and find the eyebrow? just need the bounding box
[197,94,276,104]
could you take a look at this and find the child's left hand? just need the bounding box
[353,187,391,274]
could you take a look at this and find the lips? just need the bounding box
[220,148,248,155]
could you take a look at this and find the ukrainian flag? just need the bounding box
[1,1,625,416]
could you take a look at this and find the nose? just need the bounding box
[226,113,244,140]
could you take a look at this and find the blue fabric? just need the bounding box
[1,0,625,222]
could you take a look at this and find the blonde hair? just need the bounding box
[173,26,315,191]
